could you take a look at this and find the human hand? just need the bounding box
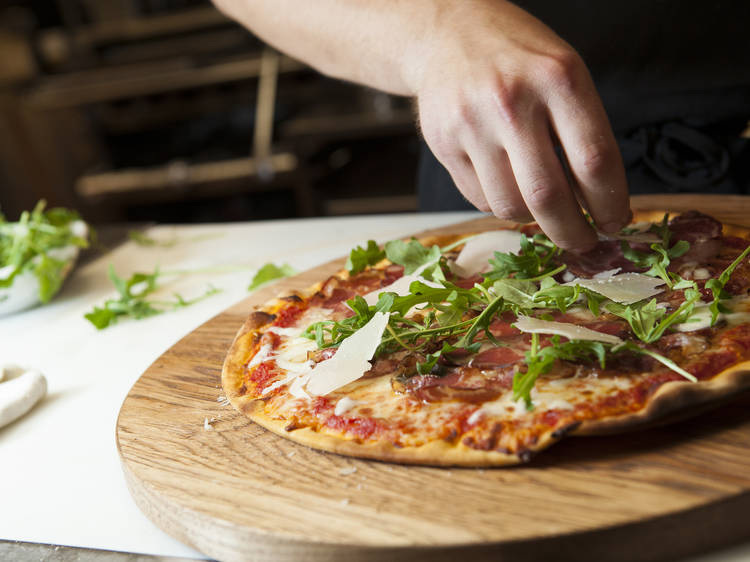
[409,0,631,251]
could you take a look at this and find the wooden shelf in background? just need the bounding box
[26,55,305,108]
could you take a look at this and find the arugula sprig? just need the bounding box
[619,214,690,288]
[85,265,220,330]
[485,233,563,282]
[705,244,750,325]
[513,334,697,409]
[513,335,607,408]
[606,283,701,344]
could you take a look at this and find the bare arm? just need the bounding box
[214,0,631,250]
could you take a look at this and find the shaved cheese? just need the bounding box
[565,272,665,305]
[334,396,359,415]
[306,312,389,396]
[248,343,273,368]
[514,315,622,344]
[592,268,621,279]
[362,269,441,306]
[289,374,312,399]
[452,230,522,277]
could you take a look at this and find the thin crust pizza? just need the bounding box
[222,211,750,466]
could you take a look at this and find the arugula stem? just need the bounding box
[378,318,474,347]
[617,343,697,382]
[385,323,417,351]
[525,263,566,282]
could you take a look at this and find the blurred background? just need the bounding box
[0,0,420,223]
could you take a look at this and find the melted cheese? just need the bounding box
[306,312,390,396]
[452,230,522,277]
[334,396,359,415]
[565,272,665,305]
[514,315,622,344]
[248,343,273,367]
[674,296,750,332]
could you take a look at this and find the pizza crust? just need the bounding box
[222,213,750,467]
[574,360,750,435]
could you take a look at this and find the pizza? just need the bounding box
[222,210,750,466]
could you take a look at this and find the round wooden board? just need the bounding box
[118,195,750,562]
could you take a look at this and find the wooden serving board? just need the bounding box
[117,195,750,562]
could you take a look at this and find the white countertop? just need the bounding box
[1,211,748,561]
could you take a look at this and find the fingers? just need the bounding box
[544,60,631,233]
[501,109,599,250]
[461,136,533,223]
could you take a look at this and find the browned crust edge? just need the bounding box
[574,362,750,435]
[221,212,750,466]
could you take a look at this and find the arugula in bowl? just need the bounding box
[0,201,89,314]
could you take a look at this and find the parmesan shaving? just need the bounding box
[305,312,390,396]
[565,272,665,305]
[592,268,621,279]
[514,315,622,344]
[452,230,522,277]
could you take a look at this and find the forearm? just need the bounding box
[212,0,443,96]
[214,0,631,251]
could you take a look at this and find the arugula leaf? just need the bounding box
[705,244,750,325]
[620,236,690,288]
[606,285,700,344]
[248,263,296,291]
[484,233,562,281]
[513,336,606,408]
[491,278,540,310]
[84,265,221,330]
[416,342,456,375]
[385,238,441,275]
[346,240,385,275]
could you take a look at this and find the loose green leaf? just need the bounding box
[248,263,296,291]
[346,240,385,275]
[84,265,221,330]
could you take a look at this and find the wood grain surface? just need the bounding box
[117,195,750,562]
